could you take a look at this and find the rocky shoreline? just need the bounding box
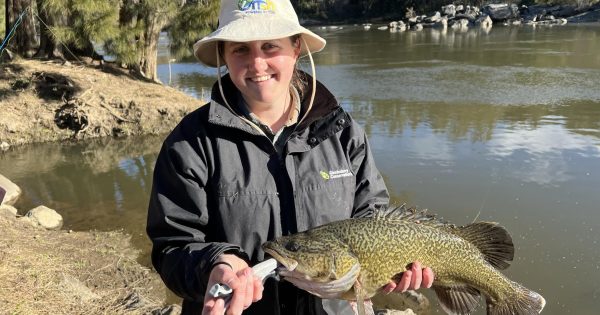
[352,2,600,32]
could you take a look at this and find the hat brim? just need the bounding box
[193,17,325,67]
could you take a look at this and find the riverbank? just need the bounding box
[0,204,178,314]
[0,58,203,147]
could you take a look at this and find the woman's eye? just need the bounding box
[232,46,248,54]
[263,43,278,51]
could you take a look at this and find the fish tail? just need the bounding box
[487,282,546,315]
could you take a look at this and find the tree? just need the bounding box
[2,0,216,82]
[110,0,183,81]
[1,1,5,39]
[42,0,120,59]
[168,0,219,60]
[5,0,37,57]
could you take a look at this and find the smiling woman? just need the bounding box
[146,1,433,315]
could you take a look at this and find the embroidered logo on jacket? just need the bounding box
[320,169,352,180]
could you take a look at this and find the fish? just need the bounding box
[262,206,546,315]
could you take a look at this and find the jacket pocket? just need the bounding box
[297,175,355,228]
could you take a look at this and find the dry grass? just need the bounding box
[0,58,203,146]
[0,214,167,315]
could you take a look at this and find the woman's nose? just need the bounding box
[248,51,268,72]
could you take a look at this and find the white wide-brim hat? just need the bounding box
[193,0,326,67]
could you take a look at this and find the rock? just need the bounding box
[566,9,600,23]
[0,204,18,219]
[433,16,448,29]
[476,15,493,28]
[375,309,416,315]
[372,290,430,314]
[0,142,9,151]
[60,274,100,302]
[483,3,520,21]
[412,23,423,31]
[25,206,64,230]
[450,18,470,30]
[425,11,441,23]
[442,4,456,17]
[152,304,182,315]
[0,174,21,206]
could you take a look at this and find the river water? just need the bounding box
[2,24,600,314]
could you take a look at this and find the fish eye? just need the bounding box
[285,241,301,252]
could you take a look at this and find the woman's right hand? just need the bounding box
[202,254,264,315]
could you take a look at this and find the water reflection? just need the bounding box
[0,136,164,265]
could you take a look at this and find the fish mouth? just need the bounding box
[263,247,298,272]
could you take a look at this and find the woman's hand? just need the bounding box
[202,254,264,315]
[381,261,434,294]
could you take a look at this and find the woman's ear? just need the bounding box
[294,36,301,58]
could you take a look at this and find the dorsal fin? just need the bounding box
[374,204,450,228]
[446,222,515,270]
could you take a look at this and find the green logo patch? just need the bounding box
[320,171,330,180]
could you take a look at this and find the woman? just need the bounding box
[147,1,433,314]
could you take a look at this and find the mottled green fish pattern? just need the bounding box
[263,206,546,315]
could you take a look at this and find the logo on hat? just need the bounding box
[238,0,275,13]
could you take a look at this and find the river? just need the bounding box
[2,24,600,314]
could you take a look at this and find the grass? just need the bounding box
[0,214,167,314]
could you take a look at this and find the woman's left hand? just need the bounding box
[381,261,434,293]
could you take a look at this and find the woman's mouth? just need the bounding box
[250,75,272,82]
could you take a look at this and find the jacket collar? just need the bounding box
[207,73,351,148]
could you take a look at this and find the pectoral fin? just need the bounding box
[351,281,375,315]
[433,284,480,315]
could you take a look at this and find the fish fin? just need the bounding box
[486,283,546,315]
[351,281,375,315]
[448,222,514,270]
[433,284,481,315]
[376,204,448,227]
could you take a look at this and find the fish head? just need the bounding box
[262,229,358,283]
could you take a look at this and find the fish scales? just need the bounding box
[263,206,546,315]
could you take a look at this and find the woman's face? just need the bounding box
[223,38,300,110]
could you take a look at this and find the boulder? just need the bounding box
[483,3,520,21]
[0,142,9,151]
[372,290,430,314]
[425,11,441,23]
[442,4,456,17]
[476,15,493,28]
[25,206,64,230]
[0,174,21,206]
[566,9,600,23]
[0,204,18,219]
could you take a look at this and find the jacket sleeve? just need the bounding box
[146,131,249,302]
[347,122,390,218]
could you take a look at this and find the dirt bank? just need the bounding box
[0,59,203,146]
[0,208,176,314]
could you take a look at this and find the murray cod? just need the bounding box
[262,206,546,315]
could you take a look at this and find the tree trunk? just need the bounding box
[137,15,163,82]
[6,0,37,57]
[34,0,64,59]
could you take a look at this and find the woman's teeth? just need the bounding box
[252,75,271,82]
